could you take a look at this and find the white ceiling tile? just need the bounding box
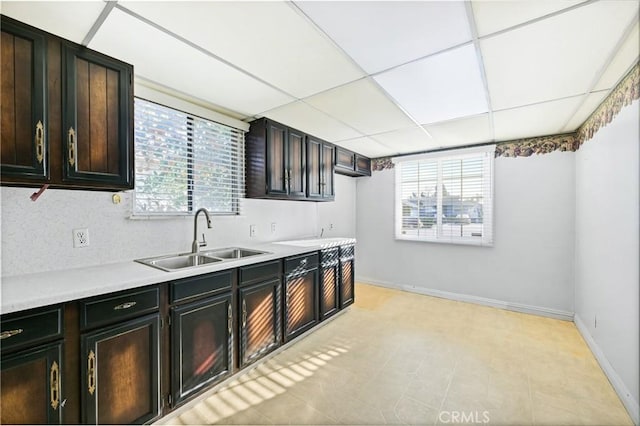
[482,1,638,111]
[261,101,362,142]
[0,1,106,43]
[336,137,396,158]
[472,0,584,37]
[562,91,609,132]
[370,126,434,153]
[374,44,488,124]
[304,78,415,135]
[594,21,640,91]
[295,1,471,74]
[424,114,493,148]
[118,1,363,98]
[494,96,584,141]
[89,9,293,117]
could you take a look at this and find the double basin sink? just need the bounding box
[136,247,269,272]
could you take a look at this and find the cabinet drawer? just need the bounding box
[320,248,339,265]
[240,260,281,286]
[80,286,159,330]
[340,245,355,259]
[171,270,233,304]
[285,252,319,275]
[1,306,63,353]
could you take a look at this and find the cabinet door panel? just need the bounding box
[0,342,62,425]
[340,258,355,308]
[81,314,160,425]
[266,122,287,195]
[321,144,335,198]
[284,269,319,342]
[239,279,281,367]
[306,138,322,199]
[320,264,339,320]
[0,19,47,180]
[288,130,306,197]
[64,45,132,187]
[172,294,232,405]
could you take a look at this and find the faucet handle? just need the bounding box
[199,233,207,248]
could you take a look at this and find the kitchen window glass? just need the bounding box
[394,145,495,246]
[133,98,245,215]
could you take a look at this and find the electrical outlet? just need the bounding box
[249,224,256,237]
[73,228,90,248]
[329,223,334,230]
[271,223,276,234]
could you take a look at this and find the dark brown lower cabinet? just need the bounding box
[320,248,340,320]
[171,293,232,405]
[340,246,355,308]
[239,279,281,367]
[283,253,319,342]
[80,314,160,424]
[0,342,63,424]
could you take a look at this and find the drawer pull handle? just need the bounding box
[68,127,76,167]
[227,305,232,335]
[35,120,44,164]
[50,360,60,410]
[114,301,137,310]
[300,258,308,265]
[0,329,23,339]
[242,300,247,328]
[88,350,96,395]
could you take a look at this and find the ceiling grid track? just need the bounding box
[81,1,117,46]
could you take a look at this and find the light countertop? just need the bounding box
[1,237,356,315]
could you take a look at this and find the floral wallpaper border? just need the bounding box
[372,62,639,171]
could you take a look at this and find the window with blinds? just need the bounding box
[394,145,495,246]
[133,98,245,216]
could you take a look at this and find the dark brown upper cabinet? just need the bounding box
[0,15,134,191]
[307,136,335,201]
[0,18,48,181]
[63,44,133,188]
[334,146,371,177]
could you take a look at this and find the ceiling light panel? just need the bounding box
[304,78,415,135]
[118,1,363,98]
[493,96,584,141]
[336,137,395,158]
[482,1,639,111]
[89,9,293,117]
[295,1,471,74]
[1,1,106,44]
[261,101,362,142]
[374,44,488,125]
[423,114,493,148]
[370,126,434,154]
[471,0,584,37]
[562,91,609,132]
[594,20,640,91]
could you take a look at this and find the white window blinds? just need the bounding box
[133,98,245,215]
[394,145,495,246]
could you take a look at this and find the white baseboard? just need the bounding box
[574,314,640,426]
[356,276,574,321]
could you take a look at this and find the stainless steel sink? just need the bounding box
[135,247,269,272]
[136,253,222,272]
[201,247,267,260]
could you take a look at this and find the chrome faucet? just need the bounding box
[192,208,212,253]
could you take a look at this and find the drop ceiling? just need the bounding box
[2,0,638,158]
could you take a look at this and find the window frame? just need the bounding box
[393,144,496,246]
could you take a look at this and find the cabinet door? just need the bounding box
[239,279,281,367]
[287,129,306,197]
[321,143,335,199]
[335,147,355,173]
[0,19,47,181]
[1,342,62,424]
[81,314,160,425]
[306,137,322,199]
[266,121,287,195]
[320,263,339,320]
[340,258,355,309]
[63,45,133,188]
[171,294,232,405]
[284,268,319,342]
[355,154,371,176]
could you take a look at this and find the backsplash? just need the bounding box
[1,175,356,276]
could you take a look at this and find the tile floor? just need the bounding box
[159,283,633,425]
